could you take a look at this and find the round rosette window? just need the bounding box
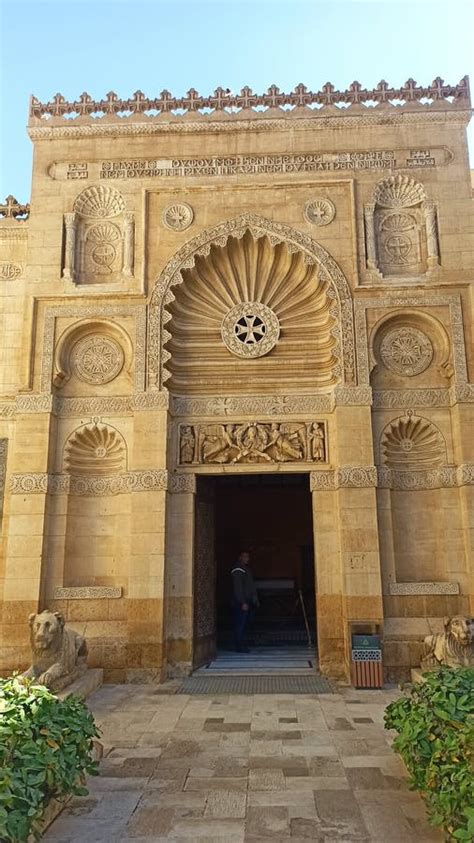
[221,302,280,359]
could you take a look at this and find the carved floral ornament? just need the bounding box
[10,470,168,496]
[147,213,355,389]
[0,262,22,280]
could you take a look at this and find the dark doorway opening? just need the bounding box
[193,473,317,670]
[214,473,315,651]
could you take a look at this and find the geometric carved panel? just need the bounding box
[380,326,433,377]
[70,334,125,384]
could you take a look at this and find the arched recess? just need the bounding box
[53,319,134,391]
[369,310,453,389]
[147,213,355,392]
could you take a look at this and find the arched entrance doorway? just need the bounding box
[152,214,366,679]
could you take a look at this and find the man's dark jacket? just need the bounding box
[231,564,259,606]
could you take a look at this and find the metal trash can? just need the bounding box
[351,633,383,689]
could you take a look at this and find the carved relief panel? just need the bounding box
[364,175,439,281]
[62,186,134,284]
[178,421,327,466]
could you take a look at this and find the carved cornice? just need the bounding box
[372,386,474,408]
[170,393,334,416]
[372,388,451,409]
[28,110,473,141]
[377,464,474,490]
[29,78,470,122]
[53,586,122,599]
[389,581,459,595]
[334,386,372,406]
[0,227,28,241]
[10,469,167,495]
[310,465,377,490]
[168,473,197,494]
[16,394,54,413]
[310,463,474,490]
[0,402,15,417]
[0,391,169,417]
[453,384,474,403]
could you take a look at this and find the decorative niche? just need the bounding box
[53,319,133,392]
[364,175,440,283]
[370,311,453,389]
[62,185,134,284]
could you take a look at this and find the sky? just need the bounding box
[1,0,473,202]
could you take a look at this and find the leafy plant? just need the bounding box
[385,668,474,841]
[0,674,100,842]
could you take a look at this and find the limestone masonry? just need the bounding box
[0,78,473,682]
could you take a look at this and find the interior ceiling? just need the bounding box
[165,230,340,395]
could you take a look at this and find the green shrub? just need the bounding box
[385,667,474,841]
[0,674,100,842]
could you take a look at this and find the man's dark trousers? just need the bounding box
[233,604,251,650]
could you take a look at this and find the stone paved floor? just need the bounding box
[44,684,442,842]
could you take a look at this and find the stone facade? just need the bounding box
[0,78,473,682]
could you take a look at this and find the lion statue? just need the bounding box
[23,610,88,691]
[421,616,474,669]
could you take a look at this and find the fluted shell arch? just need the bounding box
[64,423,127,476]
[148,215,354,394]
[380,415,446,471]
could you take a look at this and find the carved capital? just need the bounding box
[168,473,196,494]
[334,385,372,406]
[311,465,377,490]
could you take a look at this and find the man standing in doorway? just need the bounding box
[231,550,259,653]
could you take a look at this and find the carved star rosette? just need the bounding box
[221,302,280,358]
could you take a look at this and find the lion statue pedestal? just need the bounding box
[23,610,88,692]
[411,616,474,682]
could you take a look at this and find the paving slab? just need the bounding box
[43,684,441,842]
